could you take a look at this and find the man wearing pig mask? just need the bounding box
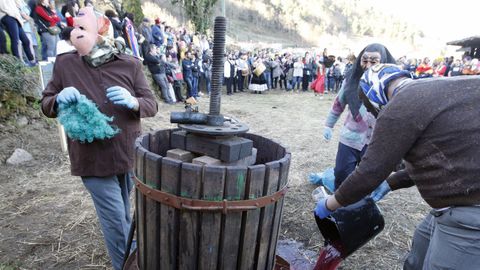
[40,7,158,270]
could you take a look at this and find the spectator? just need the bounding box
[224,53,236,95]
[448,59,463,76]
[191,52,201,98]
[302,52,313,91]
[143,44,174,104]
[104,9,122,38]
[202,52,212,95]
[199,34,209,53]
[0,0,36,65]
[182,50,194,98]
[433,58,446,77]
[165,54,184,102]
[139,17,152,55]
[271,56,283,89]
[292,57,304,91]
[415,57,433,78]
[236,53,248,92]
[151,18,164,48]
[17,0,38,62]
[34,0,60,60]
[61,0,78,27]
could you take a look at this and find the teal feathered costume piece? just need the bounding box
[58,95,120,143]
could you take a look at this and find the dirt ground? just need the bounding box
[0,89,430,269]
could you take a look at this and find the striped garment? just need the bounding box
[324,84,376,151]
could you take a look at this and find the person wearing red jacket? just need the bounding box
[34,0,60,59]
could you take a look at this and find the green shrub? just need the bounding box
[0,55,41,120]
[0,54,39,97]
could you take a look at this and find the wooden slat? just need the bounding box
[135,145,147,270]
[160,157,182,270]
[251,135,279,165]
[218,166,248,269]
[255,160,281,270]
[144,151,162,270]
[178,163,203,269]
[237,165,266,270]
[198,166,225,270]
[149,129,171,156]
[266,154,291,270]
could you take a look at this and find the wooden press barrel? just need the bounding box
[133,129,290,270]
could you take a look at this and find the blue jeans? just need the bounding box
[82,173,134,270]
[203,74,211,95]
[152,73,173,103]
[184,76,193,98]
[264,71,272,89]
[334,142,367,190]
[293,76,302,89]
[40,31,58,59]
[1,15,34,61]
[192,76,199,97]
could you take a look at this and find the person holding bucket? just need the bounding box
[315,64,480,269]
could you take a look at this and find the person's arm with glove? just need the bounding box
[106,86,139,111]
[370,180,391,202]
[56,87,81,105]
[106,60,158,117]
[41,61,81,118]
[324,84,347,140]
[370,169,415,202]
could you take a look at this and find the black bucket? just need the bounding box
[314,197,385,258]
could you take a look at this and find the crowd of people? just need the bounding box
[2,0,478,106]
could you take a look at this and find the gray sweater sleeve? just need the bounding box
[334,89,427,206]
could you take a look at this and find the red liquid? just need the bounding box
[313,243,343,270]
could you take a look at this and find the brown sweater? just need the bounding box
[335,76,480,208]
[41,52,158,177]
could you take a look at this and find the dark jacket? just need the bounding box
[335,76,480,209]
[143,51,161,74]
[41,52,158,177]
[151,24,164,47]
[182,58,193,78]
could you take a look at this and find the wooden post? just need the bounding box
[218,166,247,269]
[178,163,203,269]
[160,157,182,269]
[198,166,225,270]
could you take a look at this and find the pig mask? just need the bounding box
[70,7,111,56]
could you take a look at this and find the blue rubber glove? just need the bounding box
[314,197,333,219]
[323,126,333,140]
[56,87,81,105]
[370,180,391,202]
[106,86,138,110]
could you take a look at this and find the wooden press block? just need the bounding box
[192,155,222,166]
[166,148,195,162]
[185,134,253,162]
[191,148,257,167]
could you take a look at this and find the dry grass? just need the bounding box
[0,89,428,269]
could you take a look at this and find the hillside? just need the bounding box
[140,0,427,55]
